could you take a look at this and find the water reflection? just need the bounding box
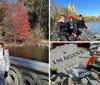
[7,45,49,63]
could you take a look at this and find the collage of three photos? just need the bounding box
[0,0,100,85]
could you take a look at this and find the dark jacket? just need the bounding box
[77,20,87,29]
[68,21,76,34]
[56,21,70,36]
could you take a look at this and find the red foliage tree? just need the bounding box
[12,3,31,42]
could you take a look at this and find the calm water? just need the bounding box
[86,22,100,34]
[7,45,49,63]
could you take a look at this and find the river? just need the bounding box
[86,22,100,34]
[7,45,49,63]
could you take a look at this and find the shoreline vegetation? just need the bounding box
[0,0,48,46]
[84,16,100,22]
[5,40,49,47]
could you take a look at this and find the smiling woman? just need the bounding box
[0,42,10,85]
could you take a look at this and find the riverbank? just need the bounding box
[4,40,49,47]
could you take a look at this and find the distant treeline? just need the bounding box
[84,16,100,22]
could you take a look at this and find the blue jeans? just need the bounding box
[0,72,5,85]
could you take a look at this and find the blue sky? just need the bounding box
[0,0,17,3]
[51,0,100,16]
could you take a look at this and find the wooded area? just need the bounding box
[0,0,48,44]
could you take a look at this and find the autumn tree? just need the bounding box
[11,2,31,42]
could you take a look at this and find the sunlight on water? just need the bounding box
[86,22,100,34]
